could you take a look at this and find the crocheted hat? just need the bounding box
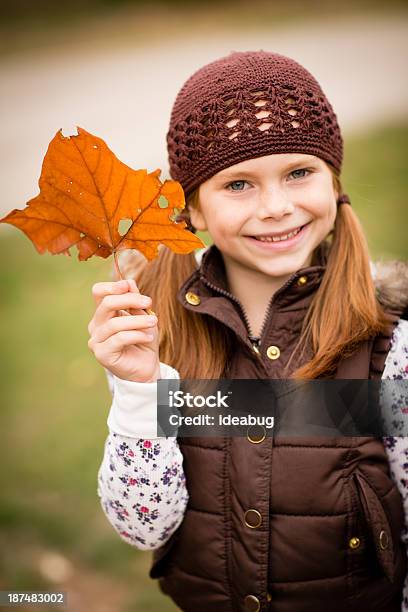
[167,50,349,205]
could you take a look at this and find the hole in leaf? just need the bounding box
[158,195,169,208]
[170,207,182,222]
[80,232,86,239]
[118,218,133,236]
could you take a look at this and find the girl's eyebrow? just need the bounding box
[216,157,318,180]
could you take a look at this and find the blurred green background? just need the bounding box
[0,1,407,611]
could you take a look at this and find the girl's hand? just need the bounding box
[87,279,160,383]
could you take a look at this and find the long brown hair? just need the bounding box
[120,167,391,380]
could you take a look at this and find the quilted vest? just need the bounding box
[149,243,407,612]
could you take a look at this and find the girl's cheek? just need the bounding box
[301,185,335,215]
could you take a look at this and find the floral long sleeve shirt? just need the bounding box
[97,320,408,607]
[97,362,188,551]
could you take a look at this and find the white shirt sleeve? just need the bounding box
[381,320,408,611]
[106,362,180,439]
[97,362,189,551]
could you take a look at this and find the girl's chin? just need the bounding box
[245,245,316,277]
[256,259,311,279]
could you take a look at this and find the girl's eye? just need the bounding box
[225,170,310,190]
[289,168,310,180]
[226,180,249,191]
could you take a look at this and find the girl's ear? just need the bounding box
[189,205,208,232]
[334,184,339,202]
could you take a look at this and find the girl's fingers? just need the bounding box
[92,291,153,327]
[91,280,135,308]
[120,278,154,316]
[91,314,158,344]
[102,330,156,354]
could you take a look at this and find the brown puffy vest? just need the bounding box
[149,244,407,612]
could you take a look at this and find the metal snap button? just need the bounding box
[348,536,361,549]
[185,291,201,306]
[247,425,266,444]
[266,345,280,360]
[244,595,261,612]
[379,530,389,550]
[244,509,262,529]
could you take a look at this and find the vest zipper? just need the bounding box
[248,335,262,358]
[200,276,255,338]
[200,271,302,359]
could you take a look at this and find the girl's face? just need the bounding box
[191,153,338,279]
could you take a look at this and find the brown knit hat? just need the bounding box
[167,50,347,202]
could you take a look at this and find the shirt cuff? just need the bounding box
[107,362,180,439]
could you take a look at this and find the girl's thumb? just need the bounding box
[127,279,140,293]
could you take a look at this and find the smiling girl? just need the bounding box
[89,51,408,611]
[189,153,337,343]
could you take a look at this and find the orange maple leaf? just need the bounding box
[0,126,204,263]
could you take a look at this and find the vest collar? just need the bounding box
[199,242,328,309]
[178,241,328,308]
[176,241,329,349]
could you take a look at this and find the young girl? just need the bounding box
[89,51,408,611]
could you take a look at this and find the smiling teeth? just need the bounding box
[256,226,302,242]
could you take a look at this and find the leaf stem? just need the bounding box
[112,249,155,317]
[113,250,123,281]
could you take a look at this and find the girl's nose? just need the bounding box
[257,188,295,219]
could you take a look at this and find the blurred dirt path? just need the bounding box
[0,14,407,221]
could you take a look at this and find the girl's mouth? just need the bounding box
[245,222,311,250]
